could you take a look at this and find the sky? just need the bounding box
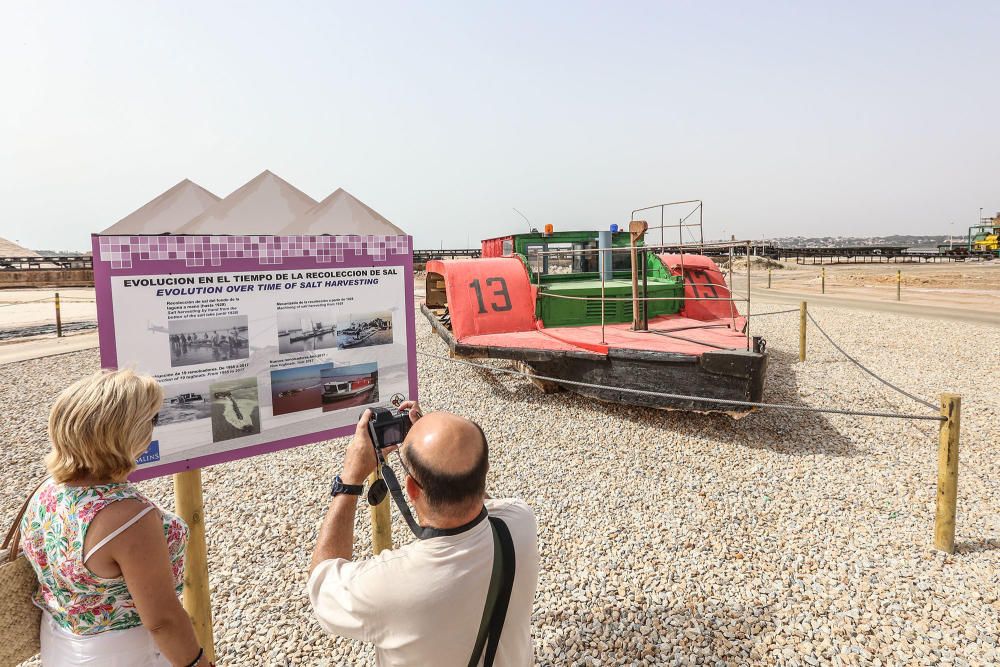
[1,1,997,251]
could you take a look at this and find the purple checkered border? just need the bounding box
[97,235,411,269]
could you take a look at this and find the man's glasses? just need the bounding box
[395,447,422,489]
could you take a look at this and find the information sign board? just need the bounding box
[92,233,416,480]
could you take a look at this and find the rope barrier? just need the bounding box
[416,351,945,422]
[805,311,938,411]
[0,297,55,308]
[0,296,96,308]
[749,308,799,317]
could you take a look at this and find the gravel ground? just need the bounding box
[2,301,998,666]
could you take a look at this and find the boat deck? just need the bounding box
[462,312,749,357]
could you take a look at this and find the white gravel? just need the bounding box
[3,301,998,666]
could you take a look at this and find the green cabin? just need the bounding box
[482,230,684,328]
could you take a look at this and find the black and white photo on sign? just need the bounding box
[277,308,393,353]
[277,309,339,354]
[210,376,261,442]
[157,379,213,425]
[336,311,393,349]
[168,315,249,367]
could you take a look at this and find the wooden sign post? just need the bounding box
[173,469,215,662]
[368,470,393,554]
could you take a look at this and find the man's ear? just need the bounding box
[405,474,420,501]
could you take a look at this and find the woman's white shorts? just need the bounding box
[40,611,170,666]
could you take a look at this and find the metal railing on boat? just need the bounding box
[528,239,754,350]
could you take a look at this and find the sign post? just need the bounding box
[174,469,215,661]
[368,470,393,554]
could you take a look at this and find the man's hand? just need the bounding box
[341,403,423,485]
[310,409,384,572]
[399,400,423,424]
[341,409,378,485]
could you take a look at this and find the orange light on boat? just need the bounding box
[544,224,554,235]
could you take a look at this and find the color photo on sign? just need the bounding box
[320,362,379,412]
[168,315,249,368]
[270,363,328,416]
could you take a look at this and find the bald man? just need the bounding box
[307,403,539,666]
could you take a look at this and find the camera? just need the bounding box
[367,406,412,450]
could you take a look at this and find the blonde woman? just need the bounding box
[19,369,211,667]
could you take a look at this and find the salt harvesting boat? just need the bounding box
[322,377,376,403]
[339,317,391,348]
[169,393,204,405]
[420,206,768,414]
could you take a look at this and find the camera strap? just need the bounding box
[468,517,515,667]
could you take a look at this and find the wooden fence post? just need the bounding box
[934,394,961,553]
[897,269,901,301]
[368,470,393,554]
[173,469,215,662]
[799,301,807,362]
[54,292,62,337]
[821,267,826,294]
[767,269,772,289]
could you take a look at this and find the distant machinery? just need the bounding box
[969,213,1000,256]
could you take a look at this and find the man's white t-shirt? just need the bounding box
[307,498,539,666]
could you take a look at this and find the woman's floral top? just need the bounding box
[19,480,188,636]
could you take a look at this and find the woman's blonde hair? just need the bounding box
[46,369,163,483]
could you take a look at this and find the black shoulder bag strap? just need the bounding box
[468,517,516,667]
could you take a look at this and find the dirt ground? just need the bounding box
[725,258,1000,316]
[0,287,96,328]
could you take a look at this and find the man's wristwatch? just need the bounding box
[330,475,364,498]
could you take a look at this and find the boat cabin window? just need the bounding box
[573,241,598,273]
[611,248,633,272]
[547,243,574,274]
[524,239,604,275]
[525,243,544,274]
[502,239,513,256]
